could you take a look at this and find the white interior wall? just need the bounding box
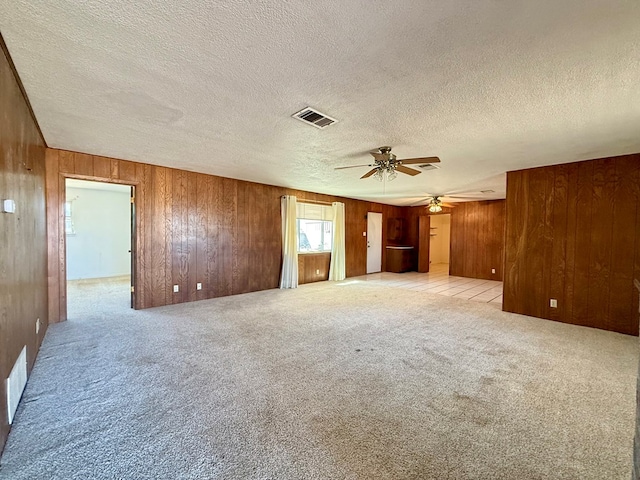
[66,181,131,280]
[429,214,451,264]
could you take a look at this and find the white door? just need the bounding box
[366,212,383,273]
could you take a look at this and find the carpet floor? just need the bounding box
[0,277,637,479]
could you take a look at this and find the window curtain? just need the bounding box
[280,195,298,288]
[328,202,346,281]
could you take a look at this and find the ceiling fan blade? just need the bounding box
[395,165,421,176]
[360,168,378,179]
[334,163,375,170]
[445,195,488,199]
[399,156,441,165]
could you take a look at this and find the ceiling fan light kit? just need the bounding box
[335,146,441,182]
[428,196,443,212]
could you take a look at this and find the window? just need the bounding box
[297,219,332,252]
[296,203,332,253]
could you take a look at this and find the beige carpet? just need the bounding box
[0,277,637,479]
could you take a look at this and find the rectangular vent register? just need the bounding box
[292,107,337,129]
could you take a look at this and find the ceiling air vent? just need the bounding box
[292,107,337,129]
[417,163,440,171]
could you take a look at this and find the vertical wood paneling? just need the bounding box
[572,161,595,326]
[45,148,421,320]
[503,154,640,335]
[548,165,568,322]
[186,172,198,302]
[134,162,146,308]
[163,169,173,305]
[171,169,185,304]
[92,156,112,179]
[196,175,211,300]
[298,253,331,284]
[411,201,505,281]
[1,40,48,453]
[208,176,222,297]
[45,150,60,326]
[221,178,236,296]
[587,159,616,329]
[236,182,250,294]
[504,172,524,313]
[118,160,137,183]
[73,152,94,177]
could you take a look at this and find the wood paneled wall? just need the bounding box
[0,39,48,452]
[298,253,331,284]
[406,201,505,280]
[504,155,640,335]
[449,201,505,280]
[45,148,406,321]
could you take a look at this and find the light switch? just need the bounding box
[173,285,179,293]
[196,283,202,290]
[2,199,16,213]
[363,232,366,236]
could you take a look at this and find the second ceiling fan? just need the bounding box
[335,146,441,181]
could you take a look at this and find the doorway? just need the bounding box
[429,214,451,271]
[366,212,383,273]
[65,179,134,319]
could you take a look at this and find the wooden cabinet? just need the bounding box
[386,247,414,273]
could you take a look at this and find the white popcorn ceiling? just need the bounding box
[1,1,639,205]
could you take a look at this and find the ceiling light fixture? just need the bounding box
[428,196,443,213]
[372,164,398,182]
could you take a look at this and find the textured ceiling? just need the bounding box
[2,1,639,205]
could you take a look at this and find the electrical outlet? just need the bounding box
[491,268,496,274]
[173,285,179,293]
[316,269,320,275]
[550,299,558,308]
[196,282,202,290]
[35,318,40,334]
[363,232,366,236]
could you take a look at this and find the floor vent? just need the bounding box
[6,346,27,425]
[417,163,440,171]
[291,107,337,129]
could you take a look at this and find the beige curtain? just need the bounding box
[328,202,346,281]
[280,195,298,288]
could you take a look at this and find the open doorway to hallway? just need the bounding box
[429,214,451,272]
[65,179,134,320]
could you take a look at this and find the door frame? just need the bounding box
[56,173,139,321]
